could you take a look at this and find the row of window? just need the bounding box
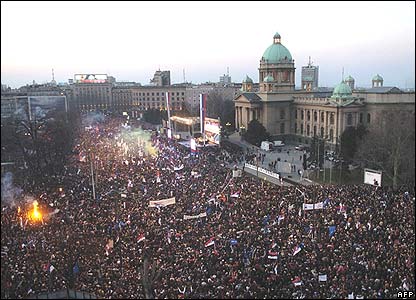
[294,123,335,141]
[295,110,372,125]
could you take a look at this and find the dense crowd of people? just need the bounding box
[1,116,415,299]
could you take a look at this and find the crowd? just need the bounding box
[1,116,414,299]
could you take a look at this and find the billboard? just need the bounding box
[74,74,108,83]
[364,169,382,187]
[27,96,67,121]
[205,117,220,145]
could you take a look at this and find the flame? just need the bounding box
[17,206,21,214]
[28,200,42,222]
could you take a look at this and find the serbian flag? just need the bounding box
[293,243,304,256]
[292,276,303,286]
[268,250,278,260]
[230,192,240,198]
[205,237,215,247]
[137,233,145,243]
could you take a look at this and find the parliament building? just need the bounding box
[234,32,415,149]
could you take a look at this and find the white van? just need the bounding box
[274,140,285,147]
[261,141,273,151]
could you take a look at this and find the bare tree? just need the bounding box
[355,111,415,189]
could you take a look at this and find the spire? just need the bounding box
[52,68,55,81]
[342,67,344,82]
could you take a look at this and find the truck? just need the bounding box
[274,140,285,147]
[260,141,273,151]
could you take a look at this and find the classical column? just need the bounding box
[235,106,239,129]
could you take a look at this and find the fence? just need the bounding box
[244,163,280,180]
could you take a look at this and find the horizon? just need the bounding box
[1,1,415,89]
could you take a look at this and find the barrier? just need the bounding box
[244,163,280,180]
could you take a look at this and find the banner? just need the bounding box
[149,197,176,208]
[183,212,207,220]
[303,202,325,210]
[364,168,382,187]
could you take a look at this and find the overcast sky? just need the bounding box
[1,1,415,89]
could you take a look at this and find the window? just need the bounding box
[295,110,298,120]
[329,129,334,142]
[320,127,324,137]
[300,124,304,135]
[307,124,310,136]
[330,113,334,125]
[280,109,285,119]
[347,113,353,126]
[307,111,311,121]
[367,113,371,123]
[301,110,304,120]
[313,125,317,136]
[359,113,363,123]
[294,123,298,133]
[280,123,285,134]
[152,92,154,96]
[314,111,317,122]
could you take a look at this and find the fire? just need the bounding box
[28,200,42,222]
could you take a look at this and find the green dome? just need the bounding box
[332,81,352,98]
[264,75,274,82]
[344,75,354,82]
[243,75,253,83]
[372,74,383,81]
[261,34,292,63]
[273,32,281,39]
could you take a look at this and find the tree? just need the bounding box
[309,136,325,168]
[243,119,270,146]
[340,124,367,161]
[142,109,167,125]
[355,111,415,189]
[206,89,235,129]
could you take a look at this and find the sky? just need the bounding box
[1,1,415,89]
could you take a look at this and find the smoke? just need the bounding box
[82,111,105,126]
[1,172,23,207]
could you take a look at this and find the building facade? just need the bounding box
[234,32,415,148]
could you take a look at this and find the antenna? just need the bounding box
[308,56,311,66]
[52,68,55,81]
[342,67,344,82]
[183,68,186,83]
[227,67,229,76]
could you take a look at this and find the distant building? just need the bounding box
[301,57,319,91]
[219,72,232,86]
[150,70,171,86]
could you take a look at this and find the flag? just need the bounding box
[329,225,337,237]
[303,203,314,211]
[205,237,215,247]
[262,214,270,226]
[323,198,330,207]
[230,239,238,246]
[137,233,145,243]
[230,192,240,198]
[268,250,278,260]
[292,276,302,286]
[49,264,56,273]
[293,243,304,256]
[73,261,80,275]
[314,201,324,209]
[277,215,285,225]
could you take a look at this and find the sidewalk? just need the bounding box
[227,132,317,186]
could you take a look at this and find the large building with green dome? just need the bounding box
[234,32,415,148]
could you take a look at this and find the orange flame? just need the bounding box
[28,201,42,222]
